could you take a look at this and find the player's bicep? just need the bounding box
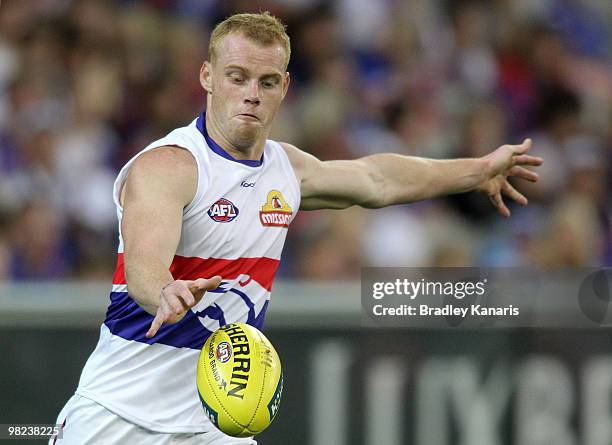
[121,147,197,267]
[281,143,382,210]
[300,159,381,210]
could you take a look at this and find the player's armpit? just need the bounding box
[120,146,198,314]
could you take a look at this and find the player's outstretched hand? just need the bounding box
[478,138,543,218]
[146,276,222,338]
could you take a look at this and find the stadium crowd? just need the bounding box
[0,0,610,281]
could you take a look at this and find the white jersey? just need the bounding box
[75,113,300,433]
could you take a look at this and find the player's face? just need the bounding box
[201,32,289,152]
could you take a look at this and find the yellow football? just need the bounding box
[196,323,283,437]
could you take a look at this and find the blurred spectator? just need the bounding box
[0,0,610,282]
[6,200,70,280]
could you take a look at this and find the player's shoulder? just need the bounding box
[131,145,197,175]
[276,142,311,185]
[277,141,321,175]
[277,141,303,157]
[124,145,197,204]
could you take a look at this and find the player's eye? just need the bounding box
[228,73,244,84]
[261,79,278,89]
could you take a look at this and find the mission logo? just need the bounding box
[260,190,293,228]
[208,198,239,223]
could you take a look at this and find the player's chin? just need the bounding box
[233,127,259,148]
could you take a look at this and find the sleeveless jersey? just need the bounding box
[75,113,300,433]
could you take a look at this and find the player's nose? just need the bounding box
[244,80,261,105]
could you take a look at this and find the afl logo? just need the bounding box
[208,198,239,223]
[215,342,232,363]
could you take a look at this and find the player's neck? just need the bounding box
[205,112,266,161]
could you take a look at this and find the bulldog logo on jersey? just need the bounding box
[260,190,293,227]
[208,198,239,223]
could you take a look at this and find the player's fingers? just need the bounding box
[162,282,195,307]
[489,192,510,218]
[507,138,532,154]
[513,154,543,166]
[188,276,222,292]
[146,311,165,338]
[192,276,223,304]
[508,166,539,182]
[159,282,192,307]
[175,286,196,307]
[163,289,191,314]
[502,181,528,206]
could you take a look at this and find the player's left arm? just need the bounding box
[281,139,542,217]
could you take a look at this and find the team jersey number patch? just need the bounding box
[208,198,239,223]
[260,190,293,228]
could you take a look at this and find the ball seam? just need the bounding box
[245,331,269,434]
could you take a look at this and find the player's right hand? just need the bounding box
[146,276,222,338]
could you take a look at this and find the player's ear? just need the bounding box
[200,61,213,95]
[281,72,290,100]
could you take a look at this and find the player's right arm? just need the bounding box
[119,146,221,338]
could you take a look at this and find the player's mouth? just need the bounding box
[237,113,260,122]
